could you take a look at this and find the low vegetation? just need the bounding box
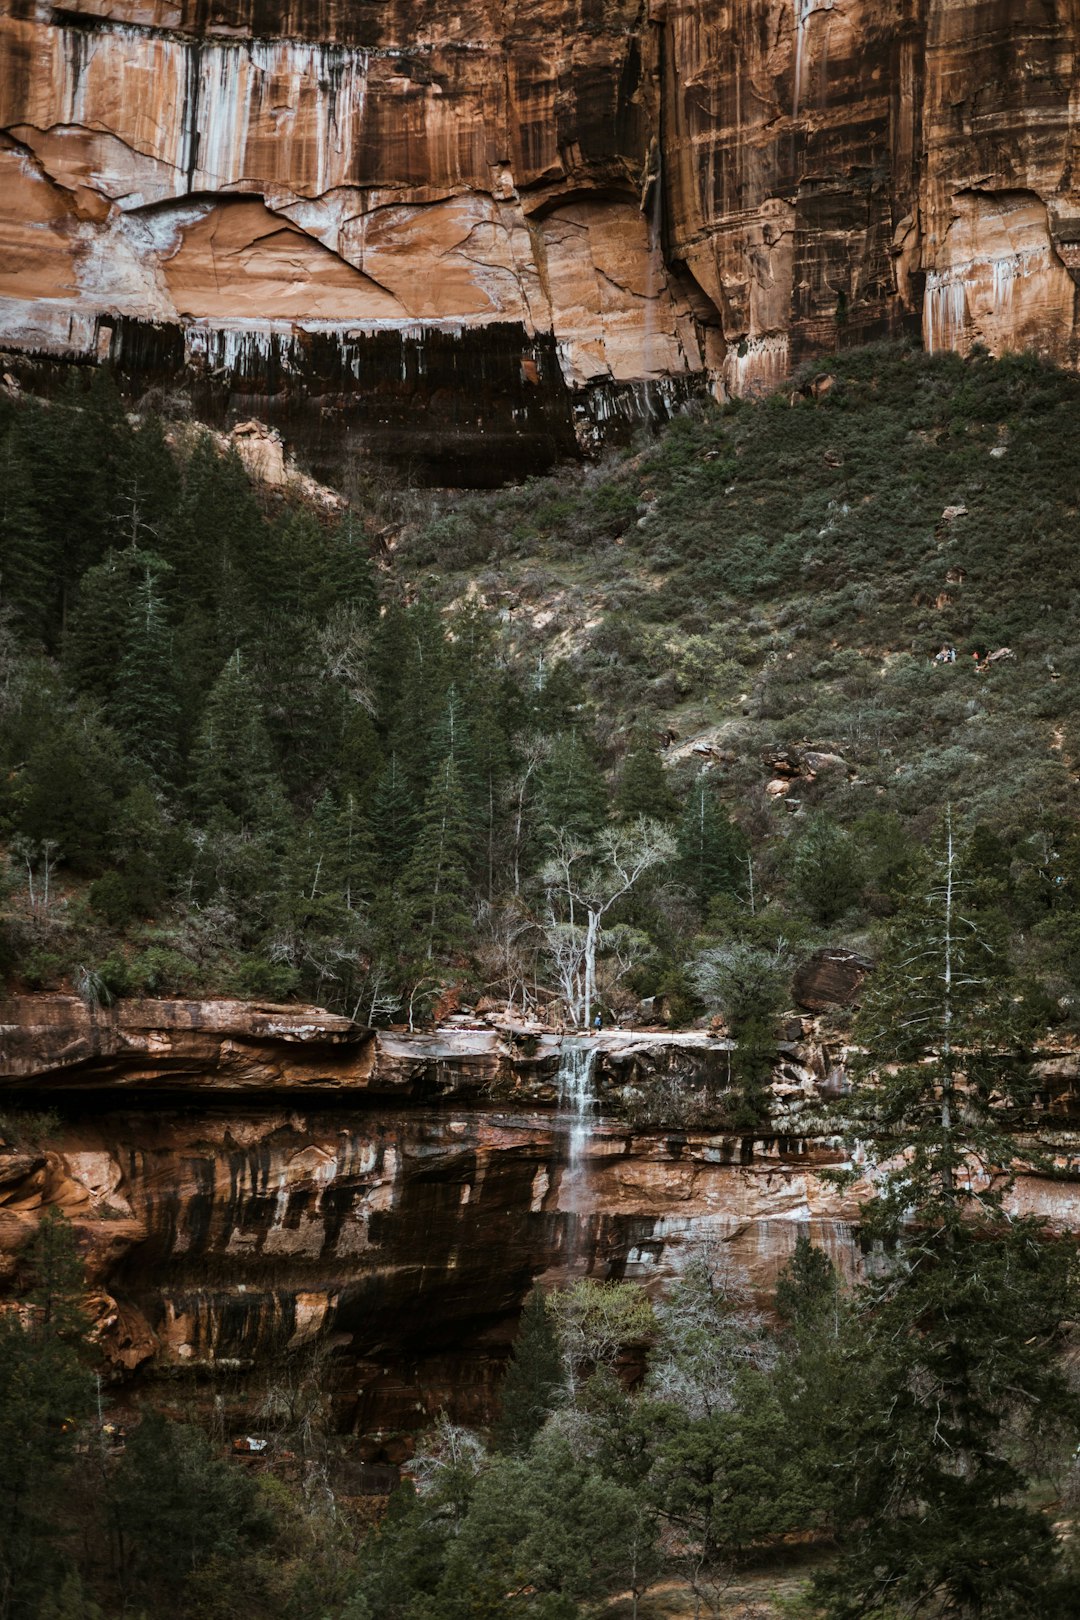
[2,346,1080,1617]
[2,347,1080,1046]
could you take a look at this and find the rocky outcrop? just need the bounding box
[0,996,376,1089]
[792,949,872,1012]
[2,995,1078,1438]
[3,0,1080,477]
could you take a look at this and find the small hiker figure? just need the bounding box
[934,644,956,664]
[593,1012,602,1031]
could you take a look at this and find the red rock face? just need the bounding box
[2,0,1079,475]
[3,997,1079,1436]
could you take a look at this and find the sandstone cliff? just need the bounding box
[3,1,1080,477]
[2,996,1077,1441]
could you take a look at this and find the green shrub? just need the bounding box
[128,945,200,997]
[88,870,135,929]
[227,956,301,1001]
[21,949,65,991]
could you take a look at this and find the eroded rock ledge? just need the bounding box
[4,1,1080,477]
[1,994,1077,1439]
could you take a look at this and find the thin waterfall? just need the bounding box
[557,1037,597,1261]
[642,143,663,379]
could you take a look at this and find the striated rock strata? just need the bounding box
[3,1,1080,477]
[2,995,1079,1439]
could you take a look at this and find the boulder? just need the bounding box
[801,750,849,775]
[792,948,873,1012]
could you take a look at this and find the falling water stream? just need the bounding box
[557,1037,598,1263]
[642,147,663,378]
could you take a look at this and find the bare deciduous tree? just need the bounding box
[541,818,676,1027]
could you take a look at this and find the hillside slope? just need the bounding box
[2,344,1080,1036]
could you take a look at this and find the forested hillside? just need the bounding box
[3,345,1080,1040]
[4,348,1080,1620]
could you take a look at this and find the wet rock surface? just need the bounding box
[2,995,1078,1436]
[4,1,1080,475]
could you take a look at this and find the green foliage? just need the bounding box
[811,811,1080,1618]
[0,1211,91,1620]
[494,1287,563,1454]
[109,1414,272,1589]
[791,813,862,925]
[693,939,791,1120]
[405,756,474,959]
[810,1224,1078,1620]
[189,654,283,832]
[674,779,746,916]
[546,1278,655,1378]
[615,744,677,821]
[2,345,1080,1036]
[849,812,1027,1234]
[539,732,608,843]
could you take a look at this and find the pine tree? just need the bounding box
[167,436,265,680]
[791,813,862,925]
[369,754,419,883]
[812,812,1080,1619]
[110,554,181,778]
[0,1210,92,1620]
[108,1414,270,1588]
[64,549,142,703]
[540,731,609,843]
[495,1287,563,1454]
[615,744,677,822]
[41,373,133,624]
[674,780,746,915]
[20,712,129,874]
[188,653,283,832]
[0,425,56,642]
[404,755,473,959]
[382,600,450,797]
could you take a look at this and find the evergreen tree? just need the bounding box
[381,600,450,797]
[188,654,282,832]
[674,779,746,915]
[812,813,1080,1619]
[36,374,133,630]
[167,436,265,684]
[18,711,129,874]
[791,813,862,925]
[404,755,473,959]
[110,554,181,778]
[0,1210,91,1620]
[692,940,790,1123]
[64,546,181,777]
[109,1414,271,1590]
[34,1573,103,1620]
[774,1233,840,1334]
[0,425,55,642]
[369,754,419,883]
[539,731,608,843]
[442,1432,659,1620]
[64,548,144,704]
[853,807,917,914]
[495,1287,563,1454]
[615,743,677,822]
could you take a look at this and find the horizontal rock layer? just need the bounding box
[3,0,1080,476]
[2,996,1078,1436]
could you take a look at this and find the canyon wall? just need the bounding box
[2,996,1078,1443]
[3,0,1080,477]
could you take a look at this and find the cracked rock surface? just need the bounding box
[1,995,1078,1434]
[3,0,1080,475]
